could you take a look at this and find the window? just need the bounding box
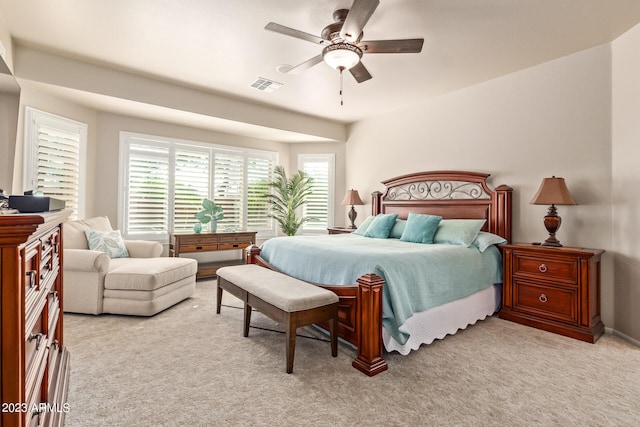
[119,132,276,240]
[298,154,335,233]
[23,107,87,220]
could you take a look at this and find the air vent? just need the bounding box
[250,77,283,93]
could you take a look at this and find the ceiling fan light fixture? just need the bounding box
[322,43,362,71]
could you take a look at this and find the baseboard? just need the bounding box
[605,326,640,347]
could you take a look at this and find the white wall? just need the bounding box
[612,23,640,342]
[346,45,616,328]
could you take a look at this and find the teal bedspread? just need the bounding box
[259,234,503,345]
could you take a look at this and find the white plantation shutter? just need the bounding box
[213,151,244,231]
[119,132,277,239]
[174,148,210,232]
[126,143,170,236]
[246,155,273,231]
[24,108,87,220]
[299,154,335,233]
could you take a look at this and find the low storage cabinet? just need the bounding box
[499,243,605,343]
[1,210,71,427]
[169,231,257,279]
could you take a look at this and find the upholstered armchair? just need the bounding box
[63,216,197,316]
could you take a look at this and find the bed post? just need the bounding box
[494,185,513,243]
[371,191,383,215]
[246,245,261,264]
[352,273,388,376]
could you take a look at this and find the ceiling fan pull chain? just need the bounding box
[339,66,345,106]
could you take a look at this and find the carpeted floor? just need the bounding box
[63,280,640,426]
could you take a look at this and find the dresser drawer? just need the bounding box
[513,252,578,284]
[513,279,577,325]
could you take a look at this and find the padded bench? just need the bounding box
[216,264,339,373]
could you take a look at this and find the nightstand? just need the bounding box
[499,243,605,343]
[327,226,355,235]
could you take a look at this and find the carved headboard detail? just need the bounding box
[371,171,512,242]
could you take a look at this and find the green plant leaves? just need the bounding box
[264,165,315,236]
[195,198,224,224]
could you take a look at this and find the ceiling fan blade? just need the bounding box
[360,39,424,54]
[280,55,324,74]
[340,0,380,43]
[265,22,326,45]
[349,61,372,83]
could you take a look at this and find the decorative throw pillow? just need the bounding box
[472,231,507,252]
[363,213,399,239]
[85,229,129,258]
[433,219,486,247]
[389,219,407,239]
[400,213,442,244]
[353,215,375,236]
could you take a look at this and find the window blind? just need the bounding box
[24,108,87,220]
[126,143,170,235]
[299,154,335,232]
[174,148,210,232]
[120,132,277,239]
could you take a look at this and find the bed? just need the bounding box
[247,171,512,376]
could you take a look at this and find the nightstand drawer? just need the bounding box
[513,252,578,283]
[513,279,577,324]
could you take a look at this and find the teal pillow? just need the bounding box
[433,219,486,247]
[85,229,129,258]
[389,219,407,239]
[353,215,375,236]
[363,213,398,239]
[472,231,507,252]
[400,213,442,244]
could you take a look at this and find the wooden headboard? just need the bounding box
[371,170,513,242]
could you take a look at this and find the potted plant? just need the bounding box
[194,198,224,233]
[264,165,314,236]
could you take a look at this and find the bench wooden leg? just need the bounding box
[329,316,337,357]
[286,312,296,374]
[216,280,223,314]
[244,303,252,337]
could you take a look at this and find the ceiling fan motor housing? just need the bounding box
[321,9,363,42]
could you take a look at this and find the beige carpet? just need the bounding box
[63,280,640,426]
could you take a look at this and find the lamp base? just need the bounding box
[542,205,563,247]
[542,236,563,247]
[348,205,358,229]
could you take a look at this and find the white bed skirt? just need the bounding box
[383,284,502,355]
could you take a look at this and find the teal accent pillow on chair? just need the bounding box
[85,229,130,258]
[363,213,398,239]
[400,213,443,243]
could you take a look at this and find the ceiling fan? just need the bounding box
[265,0,424,84]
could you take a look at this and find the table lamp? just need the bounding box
[530,176,577,247]
[341,189,364,229]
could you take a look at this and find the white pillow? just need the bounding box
[433,219,486,247]
[472,231,507,252]
[85,229,129,258]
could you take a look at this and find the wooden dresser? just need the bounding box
[169,231,257,279]
[499,243,604,343]
[1,210,71,427]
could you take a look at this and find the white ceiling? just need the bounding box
[2,0,640,139]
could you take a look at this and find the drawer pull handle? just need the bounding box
[538,263,547,273]
[196,246,203,250]
[29,332,45,350]
[26,270,37,288]
[233,244,239,248]
[539,293,548,303]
